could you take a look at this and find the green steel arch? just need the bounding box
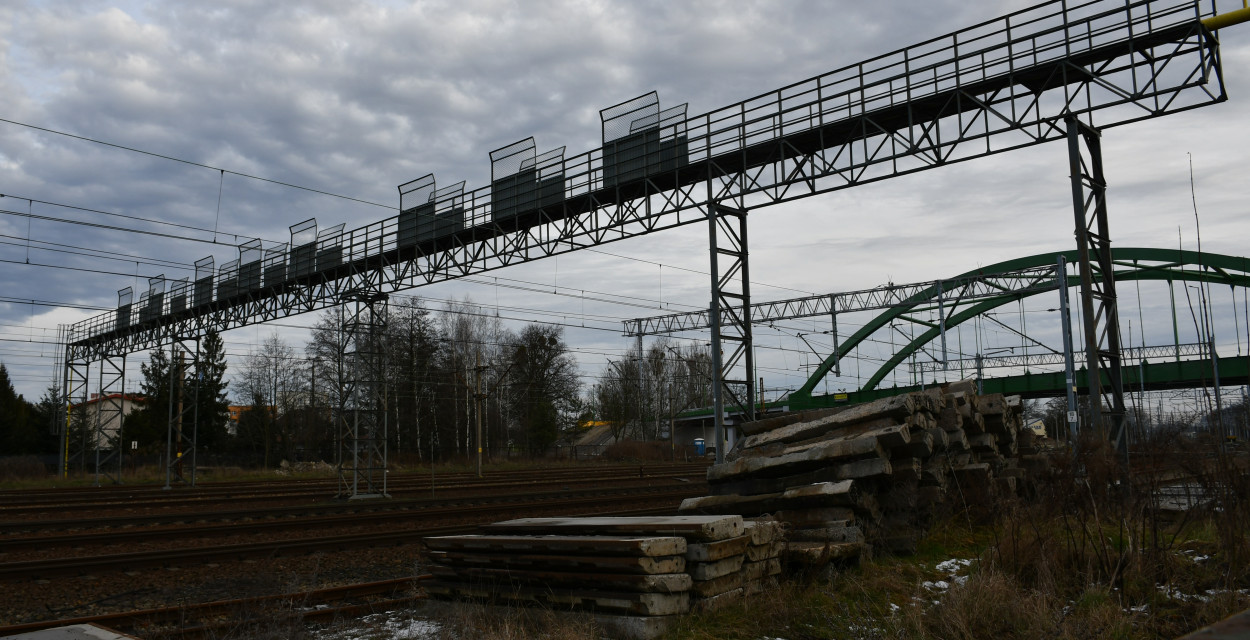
[790,247,1250,403]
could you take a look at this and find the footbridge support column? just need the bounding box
[707,203,755,463]
[92,352,127,486]
[163,335,201,489]
[336,291,390,499]
[60,344,90,478]
[1066,115,1128,454]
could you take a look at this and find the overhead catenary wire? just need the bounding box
[0,206,248,248]
[0,118,395,210]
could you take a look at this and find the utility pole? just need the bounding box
[163,343,177,490]
[175,349,184,480]
[759,377,765,414]
[474,349,485,477]
[1058,256,1079,444]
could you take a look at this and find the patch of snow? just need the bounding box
[314,611,442,640]
[923,580,950,591]
[1158,584,1208,603]
[935,558,974,574]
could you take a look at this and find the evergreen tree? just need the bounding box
[0,364,37,454]
[190,330,231,452]
[27,382,65,456]
[129,347,171,453]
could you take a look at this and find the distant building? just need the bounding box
[226,404,275,436]
[71,393,145,446]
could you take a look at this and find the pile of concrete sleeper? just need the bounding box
[423,515,782,639]
[679,381,1048,559]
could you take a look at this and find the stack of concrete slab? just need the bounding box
[679,381,1042,562]
[741,519,784,596]
[423,515,752,639]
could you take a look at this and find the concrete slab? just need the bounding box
[684,535,749,562]
[483,516,743,542]
[428,550,685,574]
[743,519,783,546]
[689,571,741,597]
[427,564,692,593]
[424,581,690,616]
[424,534,687,557]
[686,554,743,581]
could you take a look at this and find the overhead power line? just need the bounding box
[0,118,395,210]
[0,206,234,247]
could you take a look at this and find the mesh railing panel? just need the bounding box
[490,138,537,181]
[433,181,465,212]
[290,219,318,247]
[147,274,165,297]
[240,238,263,264]
[601,92,659,144]
[399,174,436,213]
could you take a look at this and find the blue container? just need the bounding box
[693,438,706,456]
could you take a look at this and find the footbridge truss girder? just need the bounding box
[625,247,1250,403]
[63,0,1225,361]
[799,247,1250,401]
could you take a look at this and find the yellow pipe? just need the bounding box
[1203,4,1250,31]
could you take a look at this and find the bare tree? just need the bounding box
[596,340,712,444]
[384,298,441,460]
[307,307,351,450]
[237,332,306,466]
[439,297,511,457]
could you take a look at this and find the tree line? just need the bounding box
[1,297,718,470]
[215,298,585,466]
[0,364,63,457]
[589,338,716,444]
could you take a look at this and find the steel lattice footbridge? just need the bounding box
[59,0,1250,485]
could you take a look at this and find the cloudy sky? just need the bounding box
[1,0,1248,405]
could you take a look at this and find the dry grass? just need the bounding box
[408,601,600,640]
[661,436,1250,640]
[0,455,47,483]
[305,436,1249,640]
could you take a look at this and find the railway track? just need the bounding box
[0,461,710,632]
[0,462,708,515]
[0,485,700,582]
[0,469,705,534]
[0,575,432,638]
[0,481,704,553]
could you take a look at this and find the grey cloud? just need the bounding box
[1,0,1248,397]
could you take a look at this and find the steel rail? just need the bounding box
[0,576,431,637]
[0,482,707,551]
[0,491,696,582]
[0,464,709,513]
